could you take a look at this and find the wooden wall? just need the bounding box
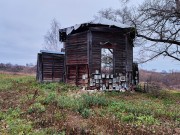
[64,26,134,87]
[89,27,129,75]
[65,31,88,65]
[65,31,89,86]
[36,53,64,82]
[126,36,133,72]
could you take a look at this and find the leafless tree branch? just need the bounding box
[43,19,62,51]
[98,0,180,62]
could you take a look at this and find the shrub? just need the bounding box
[59,83,78,92]
[35,128,63,135]
[134,84,144,92]
[7,119,32,134]
[7,108,21,118]
[121,113,135,122]
[0,108,33,134]
[43,92,57,104]
[54,111,66,121]
[126,105,153,116]
[36,82,78,92]
[38,83,59,91]
[145,83,162,96]
[107,101,160,125]
[0,78,13,91]
[81,94,109,108]
[28,103,45,114]
[35,95,46,103]
[80,108,92,119]
[57,96,77,109]
[94,109,107,117]
[136,115,158,125]
[0,111,4,120]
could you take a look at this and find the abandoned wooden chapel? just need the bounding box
[37,18,139,91]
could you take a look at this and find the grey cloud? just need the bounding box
[0,0,179,71]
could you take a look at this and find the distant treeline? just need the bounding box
[0,63,179,89]
[140,69,180,90]
[0,63,36,74]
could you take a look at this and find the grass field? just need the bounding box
[0,73,180,134]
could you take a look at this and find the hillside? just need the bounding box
[0,63,36,74]
[139,69,180,90]
[0,73,179,134]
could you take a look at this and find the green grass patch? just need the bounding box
[43,91,57,104]
[0,108,33,134]
[81,94,110,107]
[33,82,78,92]
[28,103,46,114]
[0,73,179,134]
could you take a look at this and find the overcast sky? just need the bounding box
[0,0,179,72]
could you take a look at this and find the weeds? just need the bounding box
[0,111,4,120]
[0,78,13,91]
[28,103,46,114]
[0,108,33,134]
[81,94,109,107]
[54,111,66,121]
[57,96,76,109]
[136,115,158,125]
[80,108,92,119]
[38,83,60,91]
[0,72,180,134]
[43,92,57,104]
[108,101,160,125]
[34,82,78,92]
[121,113,135,122]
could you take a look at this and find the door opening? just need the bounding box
[101,48,113,74]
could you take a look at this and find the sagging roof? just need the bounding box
[60,17,133,35]
[59,17,135,42]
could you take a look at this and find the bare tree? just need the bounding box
[176,0,180,12]
[98,8,117,21]
[134,0,180,62]
[119,0,130,3]
[98,0,180,63]
[43,19,62,51]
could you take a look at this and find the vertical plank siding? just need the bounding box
[36,53,42,81]
[66,31,88,65]
[37,53,64,82]
[90,29,128,75]
[37,25,137,89]
[65,31,89,85]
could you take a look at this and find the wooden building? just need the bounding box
[36,50,65,82]
[58,18,139,90]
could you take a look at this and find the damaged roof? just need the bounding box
[59,17,133,35]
